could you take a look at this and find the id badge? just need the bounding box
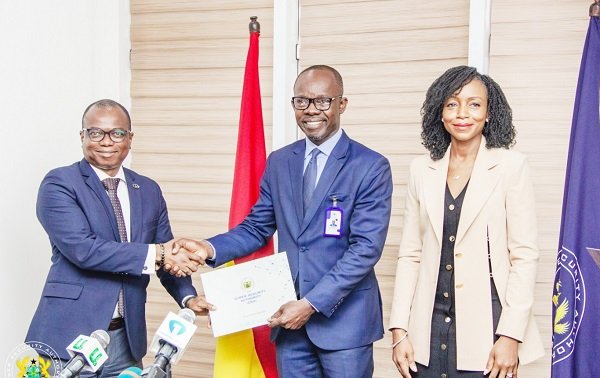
[323,196,343,238]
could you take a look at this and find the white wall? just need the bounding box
[0,0,130,363]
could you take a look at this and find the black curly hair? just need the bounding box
[421,65,516,160]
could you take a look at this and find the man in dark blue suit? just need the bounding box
[26,99,210,377]
[175,66,393,377]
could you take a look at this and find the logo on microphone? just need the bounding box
[168,319,187,336]
[65,332,109,372]
[4,341,62,378]
[70,337,105,367]
[149,310,197,365]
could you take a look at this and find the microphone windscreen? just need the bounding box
[90,329,111,348]
[117,366,142,378]
[178,308,196,324]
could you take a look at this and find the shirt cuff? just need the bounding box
[304,297,319,313]
[181,295,196,308]
[204,240,217,262]
[142,244,156,275]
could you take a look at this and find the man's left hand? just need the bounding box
[185,295,214,329]
[185,295,215,316]
[267,299,315,330]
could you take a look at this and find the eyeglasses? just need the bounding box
[82,128,131,143]
[291,96,343,111]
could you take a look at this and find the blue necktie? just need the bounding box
[303,149,321,211]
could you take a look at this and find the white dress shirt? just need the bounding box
[91,165,157,318]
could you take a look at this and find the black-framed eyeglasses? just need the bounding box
[291,96,343,111]
[82,128,131,143]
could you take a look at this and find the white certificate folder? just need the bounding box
[201,251,297,337]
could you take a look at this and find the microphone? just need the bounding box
[118,366,143,377]
[60,330,110,378]
[142,308,197,378]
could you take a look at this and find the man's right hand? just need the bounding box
[156,240,203,277]
[173,238,214,260]
[162,238,214,276]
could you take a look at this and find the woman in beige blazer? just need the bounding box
[389,66,544,378]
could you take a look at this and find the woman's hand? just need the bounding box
[484,335,519,378]
[391,329,418,377]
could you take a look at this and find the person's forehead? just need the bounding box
[451,79,487,97]
[294,70,339,94]
[88,105,125,116]
[85,106,128,123]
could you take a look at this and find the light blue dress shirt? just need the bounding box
[303,127,344,185]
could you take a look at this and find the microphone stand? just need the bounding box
[141,341,175,378]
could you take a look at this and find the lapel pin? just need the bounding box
[132,183,140,189]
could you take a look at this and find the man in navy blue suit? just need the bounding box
[27,99,211,377]
[174,66,393,377]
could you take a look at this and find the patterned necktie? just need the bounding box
[102,178,127,318]
[303,149,321,211]
[102,178,128,242]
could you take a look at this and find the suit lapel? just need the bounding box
[125,169,142,242]
[456,140,501,244]
[299,133,350,234]
[79,159,120,242]
[288,141,306,227]
[424,151,449,245]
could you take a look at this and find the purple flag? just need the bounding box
[552,17,600,377]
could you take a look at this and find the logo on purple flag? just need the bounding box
[552,248,585,363]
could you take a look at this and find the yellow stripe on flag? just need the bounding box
[213,330,265,378]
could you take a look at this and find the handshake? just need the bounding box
[155,238,214,278]
[156,238,316,328]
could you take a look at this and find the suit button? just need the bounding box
[441,374,448,378]
[443,292,449,298]
[440,344,447,350]
[445,264,453,271]
[448,204,455,211]
[449,235,455,242]
[445,317,451,323]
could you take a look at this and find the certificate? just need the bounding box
[200,252,297,337]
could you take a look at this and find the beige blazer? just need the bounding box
[389,139,544,370]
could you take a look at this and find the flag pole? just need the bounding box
[591,0,600,17]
